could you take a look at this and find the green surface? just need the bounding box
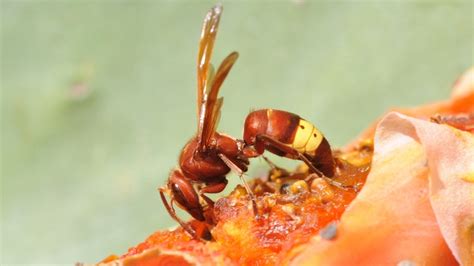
[1,0,472,264]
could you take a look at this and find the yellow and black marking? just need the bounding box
[290,119,324,155]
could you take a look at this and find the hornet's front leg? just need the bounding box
[218,154,258,216]
[160,169,212,240]
[197,177,228,224]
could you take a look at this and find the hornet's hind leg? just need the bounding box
[261,155,290,177]
[255,134,351,191]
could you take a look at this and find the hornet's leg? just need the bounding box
[255,134,350,191]
[199,178,228,206]
[218,154,258,216]
[164,170,215,240]
[159,187,201,240]
[198,178,228,224]
[261,155,290,176]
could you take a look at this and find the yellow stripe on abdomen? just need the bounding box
[290,119,324,155]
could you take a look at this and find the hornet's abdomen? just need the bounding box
[244,109,335,177]
[290,118,324,156]
[244,109,325,156]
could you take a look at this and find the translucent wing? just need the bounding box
[197,4,222,126]
[210,97,224,141]
[197,64,215,145]
[198,52,239,151]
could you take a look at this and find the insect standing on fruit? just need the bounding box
[159,4,350,241]
[159,4,256,241]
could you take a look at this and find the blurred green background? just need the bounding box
[1,0,472,264]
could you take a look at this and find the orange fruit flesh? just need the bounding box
[116,144,372,266]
